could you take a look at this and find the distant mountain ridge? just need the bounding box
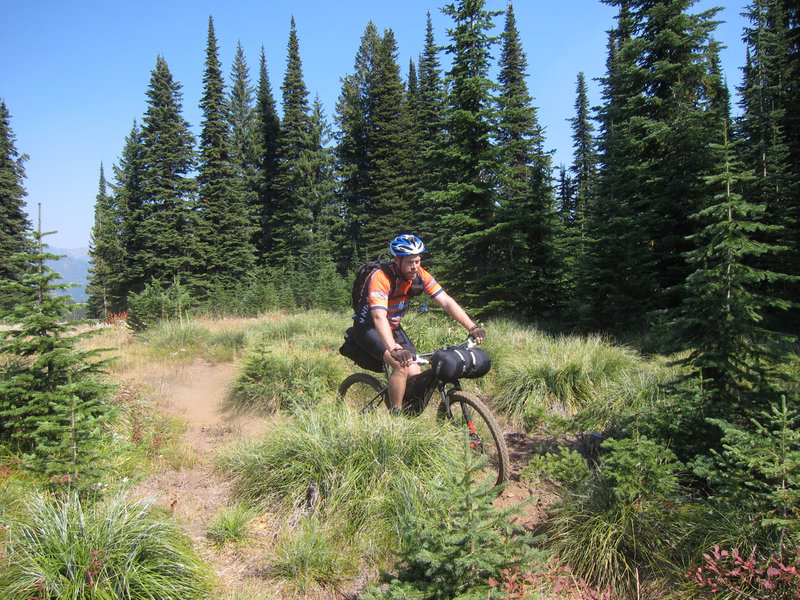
[46,247,90,303]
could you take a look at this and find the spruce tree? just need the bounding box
[667,119,792,444]
[491,1,561,319]
[196,16,256,298]
[228,41,260,243]
[0,100,33,313]
[0,231,113,490]
[137,56,198,293]
[254,46,281,260]
[335,21,382,264]
[415,13,447,244]
[360,28,415,252]
[112,121,147,304]
[738,0,799,335]
[86,164,124,319]
[434,0,502,302]
[271,17,312,265]
[588,0,727,331]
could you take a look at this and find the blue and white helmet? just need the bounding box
[389,234,426,257]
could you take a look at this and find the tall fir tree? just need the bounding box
[490,1,561,320]
[136,56,198,293]
[254,46,281,261]
[359,28,415,253]
[415,12,447,243]
[434,0,502,304]
[335,22,381,265]
[112,121,146,305]
[738,0,799,335]
[228,41,260,244]
[588,0,727,331]
[666,118,793,451]
[196,16,256,297]
[86,164,125,319]
[0,100,33,313]
[271,17,312,265]
[565,72,598,322]
[0,230,113,490]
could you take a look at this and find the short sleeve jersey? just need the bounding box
[368,264,443,329]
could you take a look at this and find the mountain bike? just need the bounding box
[338,338,510,486]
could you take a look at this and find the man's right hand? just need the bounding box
[390,347,413,365]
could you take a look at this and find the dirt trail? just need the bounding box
[135,359,544,597]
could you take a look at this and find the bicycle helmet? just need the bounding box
[389,234,425,257]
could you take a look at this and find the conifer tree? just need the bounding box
[112,121,147,304]
[434,0,502,302]
[271,17,312,264]
[738,0,799,335]
[0,231,113,490]
[491,1,561,319]
[668,119,791,435]
[197,17,256,297]
[588,0,727,331]
[136,56,198,293]
[415,13,447,244]
[336,21,382,264]
[0,100,32,313]
[359,28,415,252]
[228,41,260,235]
[86,164,124,319]
[254,46,281,259]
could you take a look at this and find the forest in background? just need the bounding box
[1,0,799,598]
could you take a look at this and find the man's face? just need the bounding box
[396,254,421,280]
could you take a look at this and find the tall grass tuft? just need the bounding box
[0,490,214,600]
[270,516,356,593]
[485,320,678,427]
[217,402,464,556]
[227,345,348,413]
[207,503,255,546]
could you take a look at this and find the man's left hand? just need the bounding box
[469,326,486,343]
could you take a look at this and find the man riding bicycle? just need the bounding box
[351,234,486,413]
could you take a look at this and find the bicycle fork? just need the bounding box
[440,388,484,452]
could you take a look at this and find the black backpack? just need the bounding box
[349,257,426,313]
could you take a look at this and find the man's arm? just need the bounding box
[431,291,484,343]
[371,308,407,360]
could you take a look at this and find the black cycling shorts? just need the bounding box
[352,324,417,361]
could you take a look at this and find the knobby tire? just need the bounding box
[439,390,510,487]
[338,372,389,412]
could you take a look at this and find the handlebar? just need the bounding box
[413,336,478,364]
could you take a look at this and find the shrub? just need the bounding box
[126,276,192,332]
[0,491,213,599]
[365,452,544,600]
[687,545,800,600]
[546,436,686,596]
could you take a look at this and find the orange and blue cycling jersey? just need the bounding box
[367,264,442,329]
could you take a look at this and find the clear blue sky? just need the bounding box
[2,0,748,250]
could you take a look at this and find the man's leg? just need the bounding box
[383,326,420,410]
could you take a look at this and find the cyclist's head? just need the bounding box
[389,234,425,258]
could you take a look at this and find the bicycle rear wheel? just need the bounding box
[438,391,510,487]
[338,373,389,412]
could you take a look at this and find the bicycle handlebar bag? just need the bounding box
[431,347,491,382]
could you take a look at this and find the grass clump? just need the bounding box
[207,503,255,546]
[227,345,348,413]
[0,490,214,600]
[485,320,678,428]
[217,402,464,555]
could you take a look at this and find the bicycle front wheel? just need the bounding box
[439,391,510,487]
[338,373,389,412]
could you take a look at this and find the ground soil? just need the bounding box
[129,359,550,599]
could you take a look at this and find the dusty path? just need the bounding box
[132,359,544,597]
